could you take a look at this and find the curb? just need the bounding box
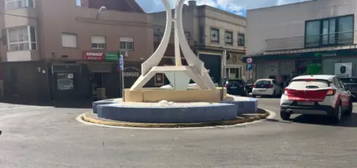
[79,109,270,128]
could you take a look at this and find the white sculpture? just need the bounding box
[130,0,216,91]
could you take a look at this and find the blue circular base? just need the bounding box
[92,96,257,123]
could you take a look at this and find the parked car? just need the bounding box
[339,77,357,100]
[225,80,248,96]
[252,79,282,97]
[280,75,353,122]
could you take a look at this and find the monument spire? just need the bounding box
[130,0,216,91]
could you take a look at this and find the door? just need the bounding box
[54,72,77,99]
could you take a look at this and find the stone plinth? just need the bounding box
[124,87,227,103]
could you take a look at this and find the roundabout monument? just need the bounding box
[86,0,260,126]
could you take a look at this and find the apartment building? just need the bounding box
[0,0,153,103]
[247,0,357,85]
[151,1,247,85]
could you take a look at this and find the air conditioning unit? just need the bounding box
[335,63,352,77]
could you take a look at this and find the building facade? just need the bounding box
[247,0,357,85]
[151,1,247,85]
[0,0,153,103]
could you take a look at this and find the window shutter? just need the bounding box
[62,34,77,48]
[91,36,105,44]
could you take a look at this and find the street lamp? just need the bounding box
[96,6,107,20]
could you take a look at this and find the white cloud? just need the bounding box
[137,0,311,15]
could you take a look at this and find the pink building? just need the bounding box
[0,0,153,103]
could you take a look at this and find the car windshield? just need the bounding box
[255,80,272,88]
[289,80,329,89]
[340,78,357,84]
[228,80,244,85]
[255,80,271,85]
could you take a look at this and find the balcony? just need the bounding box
[265,31,357,54]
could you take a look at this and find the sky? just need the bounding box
[136,0,310,16]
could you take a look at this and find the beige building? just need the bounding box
[151,1,247,85]
[0,0,153,103]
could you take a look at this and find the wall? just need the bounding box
[247,0,357,56]
[37,0,153,63]
[256,59,295,79]
[322,56,357,76]
[1,61,51,103]
[200,6,246,51]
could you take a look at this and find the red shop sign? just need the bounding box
[83,51,104,61]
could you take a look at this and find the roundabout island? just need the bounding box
[80,0,266,128]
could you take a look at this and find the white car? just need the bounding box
[252,79,282,97]
[280,75,353,122]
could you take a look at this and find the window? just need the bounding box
[56,73,74,91]
[5,0,33,10]
[305,20,321,47]
[75,0,81,7]
[7,26,37,51]
[210,28,220,43]
[338,16,354,45]
[91,36,106,49]
[120,37,134,51]
[238,33,245,47]
[62,33,77,48]
[305,15,354,48]
[225,31,233,45]
[226,68,242,80]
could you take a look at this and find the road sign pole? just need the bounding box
[119,52,125,99]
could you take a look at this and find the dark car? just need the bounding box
[339,77,357,100]
[224,80,248,96]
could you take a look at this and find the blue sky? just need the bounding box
[136,0,309,16]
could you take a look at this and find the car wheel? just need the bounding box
[252,95,256,98]
[280,111,291,121]
[333,103,343,123]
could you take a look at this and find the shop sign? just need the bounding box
[83,51,104,61]
[105,52,119,61]
[307,64,322,75]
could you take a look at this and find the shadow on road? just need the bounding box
[0,99,92,109]
[292,113,357,127]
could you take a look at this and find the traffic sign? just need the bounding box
[247,57,253,64]
[119,55,125,71]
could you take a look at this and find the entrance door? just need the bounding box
[199,54,222,84]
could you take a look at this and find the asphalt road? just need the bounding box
[0,99,357,168]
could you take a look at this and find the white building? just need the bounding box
[247,0,357,84]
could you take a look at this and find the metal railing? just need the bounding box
[265,31,356,52]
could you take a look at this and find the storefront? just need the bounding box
[251,48,357,85]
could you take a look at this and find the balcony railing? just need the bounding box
[265,31,356,52]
